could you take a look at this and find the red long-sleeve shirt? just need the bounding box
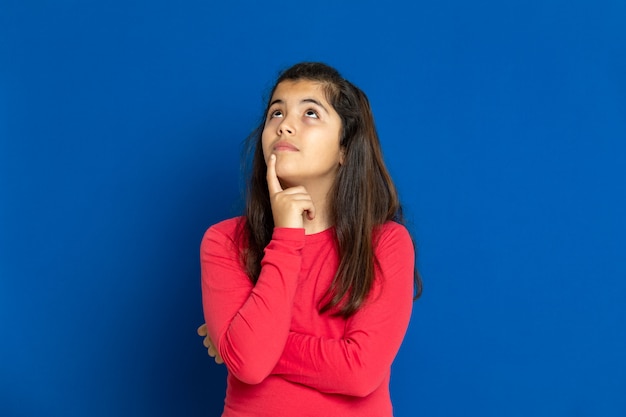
[201,217,414,417]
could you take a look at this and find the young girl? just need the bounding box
[199,62,422,417]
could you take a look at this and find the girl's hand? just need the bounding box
[266,154,315,229]
[197,323,223,364]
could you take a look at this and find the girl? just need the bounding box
[199,62,422,416]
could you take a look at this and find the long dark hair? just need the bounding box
[238,62,422,317]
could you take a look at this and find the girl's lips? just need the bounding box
[273,141,299,151]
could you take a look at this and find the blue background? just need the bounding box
[1,1,625,416]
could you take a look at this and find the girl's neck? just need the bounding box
[302,185,332,235]
[303,212,331,235]
[280,175,335,235]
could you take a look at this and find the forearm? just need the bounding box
[272,222,415,396]
[273,303,411,397]
[208,274,298,384]
[201,225,305,384]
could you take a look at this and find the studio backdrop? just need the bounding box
[1,1,625,416]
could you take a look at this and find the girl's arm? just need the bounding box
[201,220,305,385]
[202,154,317,384]
[271,223,415,396]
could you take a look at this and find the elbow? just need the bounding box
[230,368,270,385]
[221,347,275,385]
[336,369,387,397]
[217,331,286,385]
[340,380,379,397]
[223,354,273,385]
[336,347,389,397]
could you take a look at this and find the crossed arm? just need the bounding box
[200,221,414,396]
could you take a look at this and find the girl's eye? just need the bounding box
[270,110,283,118]
[305,110,319,119]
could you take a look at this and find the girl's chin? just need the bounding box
[275,171,304,188]
[275,174,298,189]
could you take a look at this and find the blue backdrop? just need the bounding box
[1,1,625,416]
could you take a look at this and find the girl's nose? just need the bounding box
[277,118,294,135]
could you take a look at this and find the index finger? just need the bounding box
[266,154,283,196]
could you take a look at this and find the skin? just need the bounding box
[261,80,344,234]
[200,80,345,361]
[197,324,222,364]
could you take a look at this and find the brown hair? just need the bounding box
[239,62,422,317]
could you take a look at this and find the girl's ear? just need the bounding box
[339,147,345,166]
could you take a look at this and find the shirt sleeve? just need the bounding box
[201,221,305,385]
[271,223,415,397]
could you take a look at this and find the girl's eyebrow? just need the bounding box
[268,99,283,108]
[268,98,330,115]
[301,98,329,114]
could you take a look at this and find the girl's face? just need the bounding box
[261,80,344,189]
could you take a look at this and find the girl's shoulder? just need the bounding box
[202,216,246,249]
[374,221,413,253]
[209,216,246,235]
[375,220,410,239]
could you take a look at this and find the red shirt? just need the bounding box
[201,217,414,417]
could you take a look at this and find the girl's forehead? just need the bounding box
[271,80,327,100]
